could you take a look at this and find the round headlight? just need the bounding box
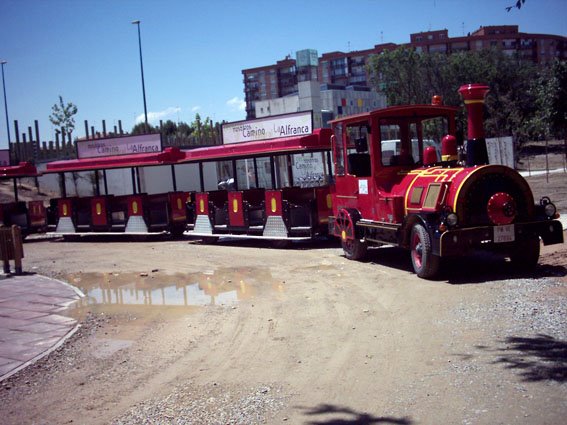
[446,213,458,227]
[544,202,556,218]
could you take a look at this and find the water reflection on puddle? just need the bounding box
[64,267,283,317]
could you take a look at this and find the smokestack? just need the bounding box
[459,84,490,166]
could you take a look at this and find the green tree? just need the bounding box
[129,114,223,146]
[131,122,157,135]
[49,95,78,137]
[177,122,193,137]
[367,47,544,144]
[161,120,177,136]
[530,60,567,145]
[546,60,567,139]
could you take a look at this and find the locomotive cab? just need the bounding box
[330,105,459,255]
[329,84,564,279]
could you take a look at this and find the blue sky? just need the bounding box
[1,0,566,149]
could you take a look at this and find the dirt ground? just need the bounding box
[0,150,565,424]
[0,232,565,424]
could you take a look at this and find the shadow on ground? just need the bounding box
[298,403,413,425]
[363,246,566,284]
[477,334,567,383]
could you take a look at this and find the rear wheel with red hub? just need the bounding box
[410,223,440,279]
[336,209,367,261]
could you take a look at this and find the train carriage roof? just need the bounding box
[44,147,184,173]
[179,128,332,163]
[0,162,39,178]
[329,104,459,126]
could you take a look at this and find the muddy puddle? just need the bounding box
[63,267,285,320]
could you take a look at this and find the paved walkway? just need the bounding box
[0,274,83,382]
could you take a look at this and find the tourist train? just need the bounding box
[0,84,563,278]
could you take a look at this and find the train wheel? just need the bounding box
[271,239,291,249]
[169,227,186,239]
[341,237,367,261]
[510,237,540,271]
[337,208,366,261]
[410,224,440,279]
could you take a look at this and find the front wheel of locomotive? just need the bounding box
[336,209,367,261]
[410,224,440,279]
[509,237,540,271]
[341,236,368,261]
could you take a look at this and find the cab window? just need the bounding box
[332,124,345,176]
[345,124,371,177]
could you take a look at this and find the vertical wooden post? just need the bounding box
[34,120,40,161]
[28,126,34,161]
[11,225,23,275]
[2,242,9,273]
[118,120,123,135]
[84,120,89,139]
[22,133,27,162]
[14,120,20,162]
[102,120,107,136]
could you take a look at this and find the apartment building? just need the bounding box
[242,25,566,119]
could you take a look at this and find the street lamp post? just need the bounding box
[1,60,11,148]
[1,60,17,199]
[132,20,149,131]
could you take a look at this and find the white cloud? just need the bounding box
[135,107,181,124]
[191,106,201,112]
[226,97,246,112]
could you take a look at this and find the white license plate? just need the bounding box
[494,224,515,243]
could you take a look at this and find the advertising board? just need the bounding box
[222,111,313,144]
[76,133,162,159]
[486,136,514,168]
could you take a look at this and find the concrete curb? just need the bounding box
[0,324,81,383]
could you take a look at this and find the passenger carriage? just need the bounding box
[43,146,190,237]
[179,128,334,245]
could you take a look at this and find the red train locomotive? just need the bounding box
[328,84,563,277]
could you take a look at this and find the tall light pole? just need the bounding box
[1,60,11,148]
[131,20,149,131]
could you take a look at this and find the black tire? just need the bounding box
[410,224,440,279]
[271,239,291,249]
[201,236,219,244]
[169,226,186,239]
[341,237,368,261]
[510,237,540,271]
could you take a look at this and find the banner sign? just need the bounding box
[222,111,313,144]
[76,133,162,159]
